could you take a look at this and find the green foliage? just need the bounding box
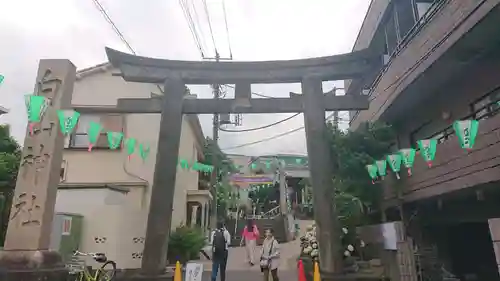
[167,225,206,264]
[327,121,395,225]
[0,125,21,245]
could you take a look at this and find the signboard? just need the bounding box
[185,262,203,281]
[62,216,72,236]
[381,222,397,250]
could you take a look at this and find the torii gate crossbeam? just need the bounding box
[105,47,377,280]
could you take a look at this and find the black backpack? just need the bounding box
[212,229,226,256]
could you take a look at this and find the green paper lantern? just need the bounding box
[399,148,416,176]
[386,154,402,179]
[139,143,150,162]
[179,159,189,169]
[125,138,137,159]
[366,164,378,183]
[192,162,202,171]
[25,95,49,135]
[375,160,387,177]
[87,122,103,151]
[56,110,80,136]
[453,119,479,150]
[417,139,437,167]
[106,131,123,150]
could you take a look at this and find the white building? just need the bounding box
[54,63,212,269]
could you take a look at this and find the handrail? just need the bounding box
[412,90,500,147]
[247,205,281,219]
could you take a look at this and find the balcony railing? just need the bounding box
[383,97,500,203]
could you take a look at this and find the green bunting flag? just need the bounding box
[107,131,123,150]
[295,158,302,164]
[87,122,103,151]
[192,162,202,171]
[25,95,49,135]
[139,143,150,162]
[399,148,416,176]
[365,164,378,184]
[124,138,137,160]
[387,154,402,180]
[250,163,257,169]
[453,120,479,150]
[375,160,387,178]
[56,110,80,136]
[417,139,437,168]
[265,161,271,169]
[0,74,4,85]
[179,159,189,170]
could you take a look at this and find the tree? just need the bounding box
[327,121,395,226]
[0,125,21,245]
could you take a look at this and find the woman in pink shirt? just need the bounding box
[240,219,260,265]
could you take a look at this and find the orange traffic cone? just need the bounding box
[313,261,320,281]
[174,261,182,281]
[298,259,307,281]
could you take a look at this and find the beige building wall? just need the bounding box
[54,64,204,268]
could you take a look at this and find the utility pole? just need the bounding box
[210,52,221,228]
[208,51,232,228]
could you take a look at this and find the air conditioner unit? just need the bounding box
[383,54,390,65]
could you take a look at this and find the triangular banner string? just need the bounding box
[399,148,416,176]
[417,139,437,168]
[453,119,479,150]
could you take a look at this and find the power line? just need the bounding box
[91,0,136,54]
[220,113,301,132]
[221,112,350,150]
[179,0,206,57]
[202,0,218,55]
[221,0,233,59]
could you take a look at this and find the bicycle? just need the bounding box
[67,250,117,281]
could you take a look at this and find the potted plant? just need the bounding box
[167,225,206,265]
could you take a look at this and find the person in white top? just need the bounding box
[210,222,231,281]
[260,228,280,281]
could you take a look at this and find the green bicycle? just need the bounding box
[67,250,117,281]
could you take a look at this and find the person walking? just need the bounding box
[240,219,260,266]
[260,228,280,281]
[210,222,231,281]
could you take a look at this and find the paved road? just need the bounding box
[195,220,314,281]
[201,270,297,281]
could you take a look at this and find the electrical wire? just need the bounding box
[202,0,218,55]
[90,0,166,94]
[91,0,136,55]
[219,113,301,132]
[179,0,206,57]
[221,0,233,59]
[223,84,275,98]
[221,112,350,150]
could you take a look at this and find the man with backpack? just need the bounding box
[210,222,231,281]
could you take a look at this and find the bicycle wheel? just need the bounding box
[96,260,117,281]
[71,272,85,281]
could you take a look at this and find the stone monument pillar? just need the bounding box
[0,60,76,280]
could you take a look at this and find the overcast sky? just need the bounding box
[0,0,370,156]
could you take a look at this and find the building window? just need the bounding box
[384,7,399,55]
[471,89,500,120]
[69,114,124,149]
[414,0,435,20]
[395,0,416,39]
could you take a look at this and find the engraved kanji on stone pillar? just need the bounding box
[4,60,76,250]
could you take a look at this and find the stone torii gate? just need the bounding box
[105,47,377,280]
